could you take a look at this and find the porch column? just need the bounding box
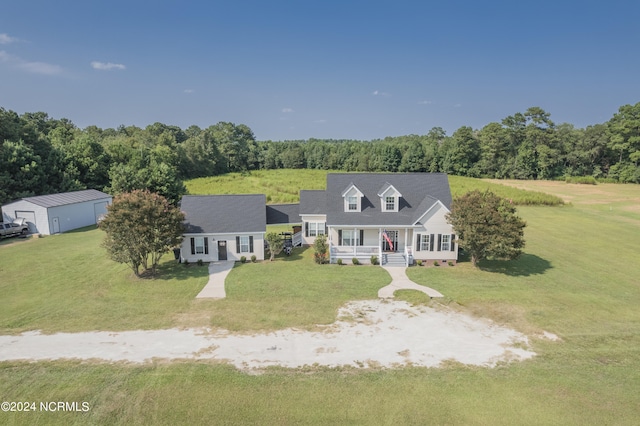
[353,227,357,255]
[404,228,409,266]
[328,226,332,263]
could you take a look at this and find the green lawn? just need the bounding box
[0,227,210,334]
[1,177,639,425]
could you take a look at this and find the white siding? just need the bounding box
[181,233,265,263]
[413,204,458,261]
[300,214,327,245]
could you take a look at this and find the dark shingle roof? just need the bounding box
[16,189,111,208]
[266,204,300,224]
[181,194,266,234]
[299,190,326,215]
[325,173,452,226]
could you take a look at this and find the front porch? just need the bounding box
[328,227,414,266]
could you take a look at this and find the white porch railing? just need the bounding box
[404,246,413,267]
[331,245,379,256]
[292,231,302,247]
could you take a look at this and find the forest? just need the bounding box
[1,103,639,206]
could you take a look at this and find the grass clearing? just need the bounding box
[186,169,563,205]
[1,177,639,424]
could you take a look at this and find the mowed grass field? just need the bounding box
[2,172,639,425]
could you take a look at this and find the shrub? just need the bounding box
[352,257,359,265]
[370,255,379,265]
[337,258,343,265]
[565,175,597,185]
[416,259,423,266]
[433,260,440,266]
[197,259,203,267]
[313,234,329,264]
[448,260,454,266]
[240,256,247,263]
[251,255,257,263]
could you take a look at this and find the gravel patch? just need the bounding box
[0,300,536,370]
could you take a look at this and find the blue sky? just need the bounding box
[1,1,639,140]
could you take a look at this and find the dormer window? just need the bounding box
[347,196,358,211]
[378,182,401,213]
[342,183,364,212]
[385,196,395,211]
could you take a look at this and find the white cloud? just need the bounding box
[0,33,19,44]
[418,100,432,105]
[184,89,194,94]
[372,90,390,97]
[313,119,327,123]
[0,50,62,75]
[91,61,126,71]
[453,103,462,108]
[282,108,294,113]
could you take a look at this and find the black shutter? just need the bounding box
[338,230,342,245]
[430,234,435,251]
[236,236,240,253]
[325,223,328,235]
[416,234,421,251]
[437,234,442,251]
[451,234,455,252]
[204,237,209,254]
[190,237,195,255]
[359,230,364,246]
[249,236,254,252]
[305,222,309,237]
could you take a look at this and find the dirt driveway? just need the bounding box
[0,300,552,370]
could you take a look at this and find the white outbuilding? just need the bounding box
[1,189,112,235]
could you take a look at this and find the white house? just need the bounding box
[299,173,458,266]
[1,189,112,235]
[180,194,266,263]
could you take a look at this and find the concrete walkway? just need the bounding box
[378,266,444,298]
[196,261,235,299]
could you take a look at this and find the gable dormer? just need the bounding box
[341,183,364,212]
[377,183,402,213]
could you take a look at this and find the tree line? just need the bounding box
[1,103,638,207]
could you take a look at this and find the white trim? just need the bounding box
[377,183,402,198]
[412,200,450,226]
[341,184,363,198]
[183,231,266,236]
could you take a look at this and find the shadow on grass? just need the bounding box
[150,260,210,281]
[479,253,552,276]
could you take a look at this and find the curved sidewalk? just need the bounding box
[378,266,444,299]
[196,261,234,299]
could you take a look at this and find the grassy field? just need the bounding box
[186,169,564,205]
[1,175,639,425]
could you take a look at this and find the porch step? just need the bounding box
[382,253,406,266]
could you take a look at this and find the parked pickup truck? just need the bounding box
[0,219,29,238]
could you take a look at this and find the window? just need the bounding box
[385,196,395,211]
[342,230,355,246]
[347,196,357,211]
[195,237,205,254]
[420,234,430,251]
[239,236,250,253]
[441,234,450,251]
[308,222,325,237]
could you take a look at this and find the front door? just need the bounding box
[217,240,227,260]
[382,230,398,252]
[52,217,60,234]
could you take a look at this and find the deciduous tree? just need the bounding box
[264,232,283,261]
[100,190,184,277]
[447,190,526,267]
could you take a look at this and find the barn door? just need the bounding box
[52,217,60,234]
